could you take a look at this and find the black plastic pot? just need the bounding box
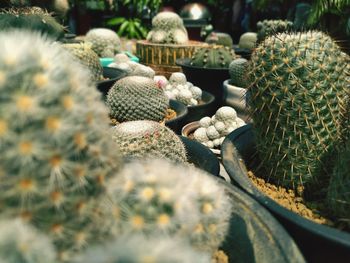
[233,46,252,60]
[176,58,229,108]
[96,67,127,99]
[216,179,305,263]
[166,100,188,134]
[221,124,350,263]
[180,136,220,176]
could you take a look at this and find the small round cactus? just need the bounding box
[111,120,187,163]
[205,32,233,47]
[257,20,294,42]
[103,159,232,252]
[147,11,189,44]
[228,58,249,88]
[85,28,121,57]
[0,219,56,263]
[238,32,257,49]
[107,76,169,122]
[190,45,236,69]
[109,54,155,78]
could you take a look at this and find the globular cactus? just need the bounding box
[0,219,56,263]
[85,28,121,58]
[75,234,211,263]
[205,32,233,47]
[256,19,294,42]
[147,11,189,44]
[107,76,169,122]
[103,159,232,253]
[111,120,187,163]
[8,0,69,17]
[0,7,65,40]
[228,58,249,88]
[62,43,103,82]
[238,32,257,50]
[190,45,236,69]
[249,31,349,190]
[0,30,122,260]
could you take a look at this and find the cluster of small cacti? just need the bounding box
[159,72,203,106]
[62,43,103,82]
[85,28,121,57]
[108,53,155,79]
[194,107,245,149]
[147,11,189,44]
[249,31,349,190]
[7,0,69,16]
[190,45,236,69]
[238,32,257,49]
[111,120,187,163]
[205,32,233,47]
[0,30,122,260]
[103,159,232,253]
[256,19,294,42]
[228,58,249,88]
[106,76,169,122]
[0,6,65,40]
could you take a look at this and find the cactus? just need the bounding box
[103,159,232,252]
[106,76,169,122]
[85,28,121,58]
[0,219,56,263]
[146,11,189,44]
[205,32,233,47]
[238,32,257,50]
[62,43,103,82]
[190,45,236,69]
[228,58,249,88]
[256,19,294,42]
[111,120,187,163]
[0,7,65,40]
[249,31,349,190]
[75,234,211,263]
[0,30,122,260]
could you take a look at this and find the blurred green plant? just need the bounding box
[307,0,350,25]
[107,17,147,39]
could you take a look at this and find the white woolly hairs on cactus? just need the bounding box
[0,219,56,263]
[74,234,211,263]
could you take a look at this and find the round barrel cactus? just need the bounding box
[190,45,236,69]
[228,58,249,88]
[85,28,121,57]
[205,32,233,47]
[256,19,294,42]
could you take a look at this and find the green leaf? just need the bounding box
[107,17,126,26]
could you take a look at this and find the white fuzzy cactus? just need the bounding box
[109,55,155,79]
[194,106,245,149]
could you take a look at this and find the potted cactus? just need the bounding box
[84,28,121,58]
[234,32,257,60]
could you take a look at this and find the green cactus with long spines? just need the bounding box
[249,31,349,190]
[112,120,187,163]
[146,11,188,44]
[190,45,236,69]
[205,32,233,47]
[229,58,249,88]
[0,30,122,260]
[257,20,294,42]
[62,43,103,82]
[106,76,169,122]
[103,159,232,253]
[85,28,121,58]
[0,7,65,40]
[0,219,57,263]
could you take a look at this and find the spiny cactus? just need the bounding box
[238,32,257,49]
[256,19,294,42]
[62,43,103,82]
[85,28,121,58]
[103,159,232,253]
[190,45,236,69]
[0,30,122,260]
[75,234,211,263]
[249,31,349,190]
[205,32,233,47]
[111,120,187,163]
[228,58,249,88]
[146,11,189,44]
[0,219,56,263]
[0,7,65,40]
[107,76,169,122]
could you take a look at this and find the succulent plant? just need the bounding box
[205,32,233,47]
[85,28,121,58]
[107,76,169,122]
[146,11,189,44]
[190,45,236,69]
[0,7,65,40]
[256,19,294,42]
[249,31,349,190]
[62,43,103,82]
[0,219,56,263]
[0,30,122,260]
[228,58,249,88]
[238,32,257,50]
[103,159,232,253]
[111,120,187,163]
[74,234,211,263]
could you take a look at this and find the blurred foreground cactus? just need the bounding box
[85,28,121,57]
[190,45,236,69]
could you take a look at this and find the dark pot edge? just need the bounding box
[176,58,231,71]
